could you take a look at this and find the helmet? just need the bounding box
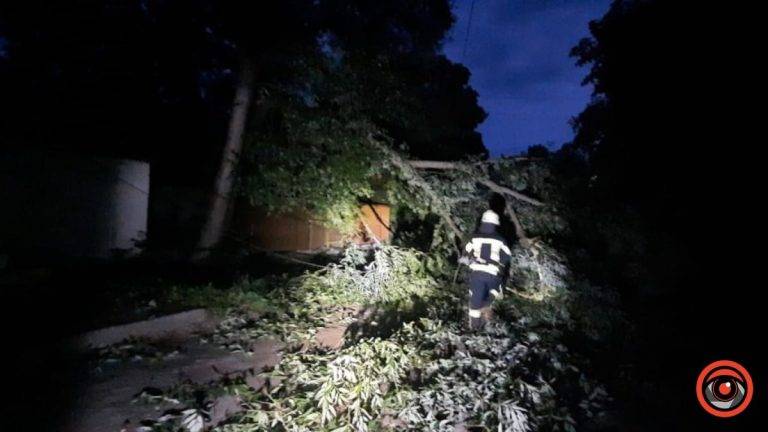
[481,209,500,225]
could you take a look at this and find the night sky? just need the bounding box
[443,0,611,156]
[0,2,613,158]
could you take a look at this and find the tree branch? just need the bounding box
[505,202,532,247]
[405,160,462,170]
[407,159,540,246]
[364,202,393,233]
[406,160,544,206]
[368,138,465,243]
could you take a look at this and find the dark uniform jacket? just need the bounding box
[464,222,512,277]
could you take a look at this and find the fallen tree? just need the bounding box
[405,159,543,247]
[365,136,550,252]
[405,160,544,206]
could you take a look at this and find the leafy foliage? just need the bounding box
[162,278,274,315]
[508,242,570,300]
[394,319,586,432]
[240,76,386,232]
[234,1,486,233]
[385,157,565,269]
[229,338,418,432]
[202,233,612,432]
[325,244,435,302]
[210,245,437,350]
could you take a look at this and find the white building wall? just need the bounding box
[0,149,150,259]
[110,160,150,255]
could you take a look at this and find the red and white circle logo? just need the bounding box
[696,360,753,418]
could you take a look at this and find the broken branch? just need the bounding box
[406,159,540,246]
[368,137,465,244]
[406,160,544,206]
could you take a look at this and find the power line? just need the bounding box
[461,0,477,61]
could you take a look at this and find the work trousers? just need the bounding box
[468,270,501,330]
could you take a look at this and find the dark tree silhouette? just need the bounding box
[1,1,487,257]
[565,1,765,429]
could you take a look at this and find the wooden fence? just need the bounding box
[236,203,391,251]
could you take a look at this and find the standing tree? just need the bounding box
[193,56,255,260]
[236,0,489,243]
[565,1,765,428]
[193,1,320,259]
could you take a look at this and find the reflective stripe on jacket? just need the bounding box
[464,228,511,275]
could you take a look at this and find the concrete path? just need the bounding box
[61,305,362,432]
[62,315,282,432]
[72,309,219,351]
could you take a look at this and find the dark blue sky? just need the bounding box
[443,0,611,156]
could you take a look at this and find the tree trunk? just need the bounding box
[192,57,255,261]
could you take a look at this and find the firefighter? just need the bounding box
[461,209,512,330]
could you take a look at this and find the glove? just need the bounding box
[458,256,471,266]
[490,286,504,300]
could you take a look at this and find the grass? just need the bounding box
[159,277,276,316]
